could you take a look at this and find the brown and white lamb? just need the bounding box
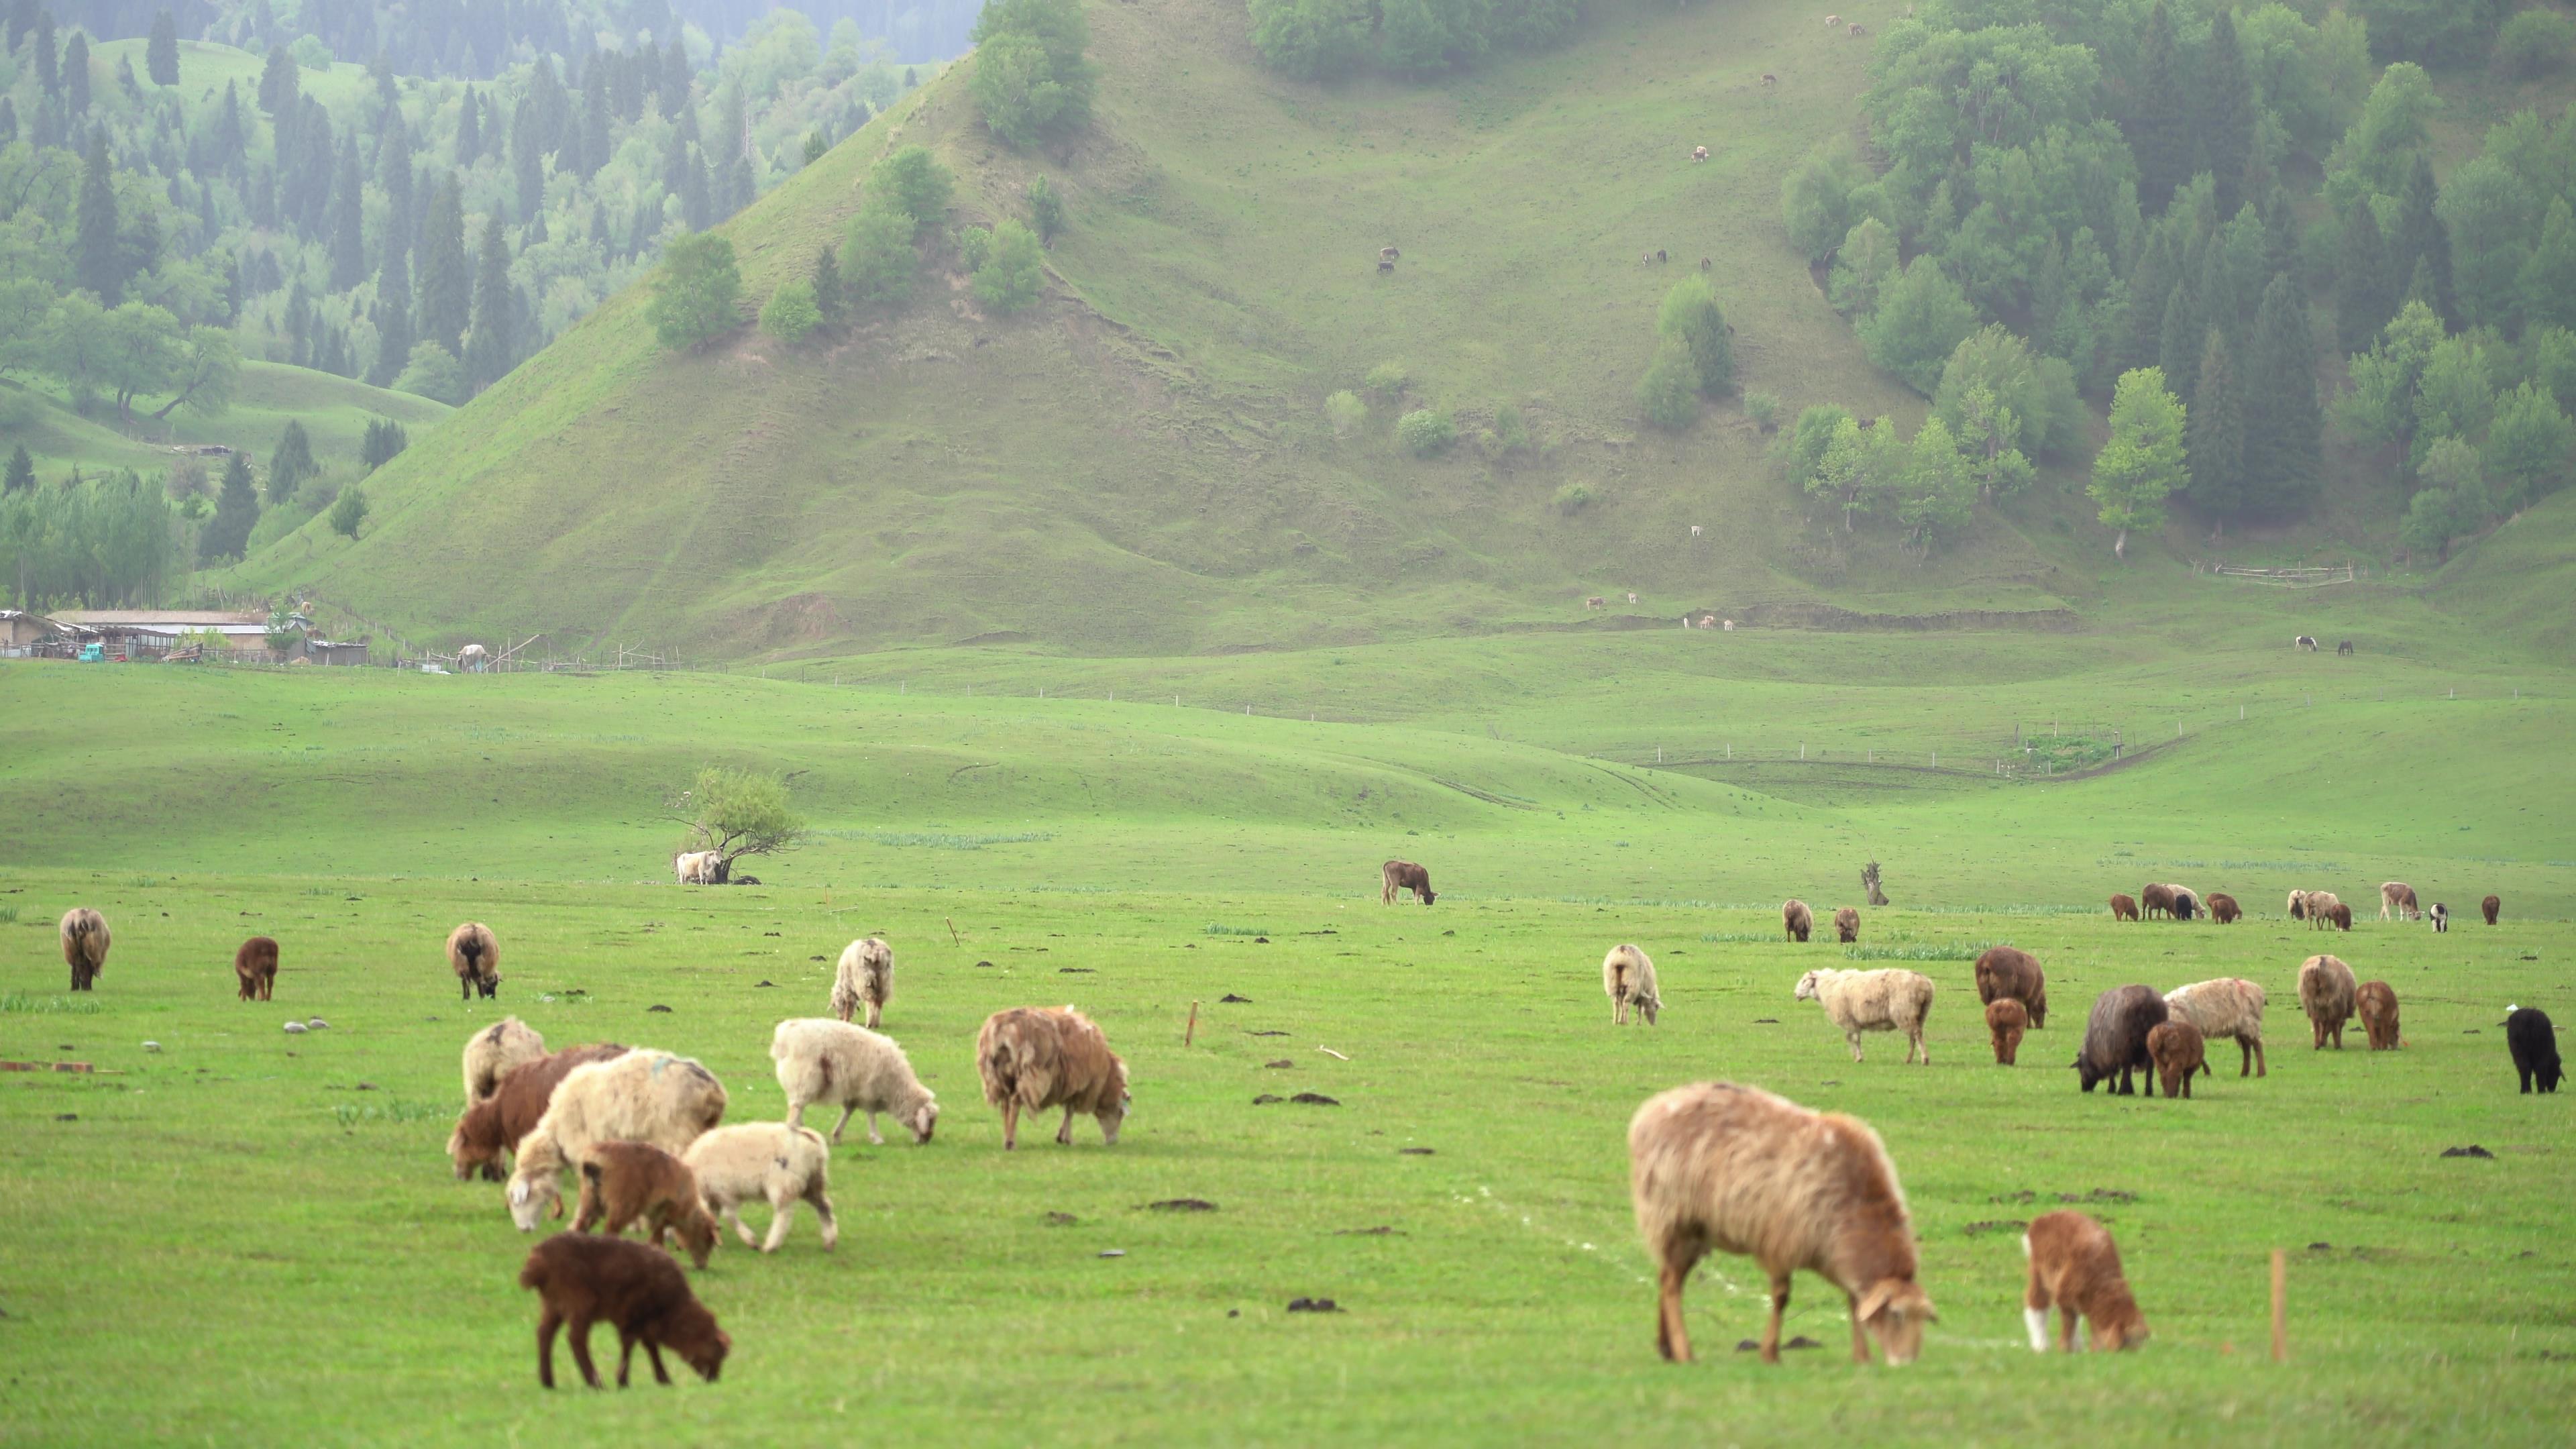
[448,1042,629,1181]
[2022,1210,2148,1352]
[461,1017,549,1106]
[507,1051,728,1230]
[447,921,500,1000]
[829,936,893,1029]
[2298,955,2357,1049]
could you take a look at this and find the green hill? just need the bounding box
[4,362,450,480]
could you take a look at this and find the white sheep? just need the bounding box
[506,1051,729,1230]
[683,1122,837,1252]
[461,1016,547,1106]
[1794,968,1935,1064]
[674,851,720,885]
[1603,945,1661,1026]
[829,936,893,1029]
[770,1018,941,1144]
[2163,977,2267,1077]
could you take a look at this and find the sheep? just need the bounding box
[1794,968,1934,1065]
[770,1018,941,1144]
[1986,998,2027,1065]
[462,1016,549,1107]
[1847,20,1867,34]
[458,643,490,672]
[829,936,894,1029]
[975,1006,1130,1149]
[2506,1007,2562,1093]
[2357,981,2403,1051]
[1974,946,2048,1029]
[447,921,500,1000]
[1758,73,1776,87]
[2483,894,2502,925]
[1627,1081,1936,1365]
[2302,891,2343,929]
[449,1043,631,1181]
[234,936,278,1001]
[2163,978,2267,1077]
[2287,889,2310,920]
[2139,883,2178,920]
[2298,955,2357,1050]
[2430,902,2449,932]
[2145,1020,2209,1099]
[2206,892,2241,924]
[1379,246,1401,262]
[1690,144,1709,161]
[2337,639,2354,655]
[519,1232,729,1389]
[1782,898,1814,943]
[1588,595,1607,608]
[2325,902,2353,931]
[2163,884,2201,921]
[2108,893,2139,922]
[2379,881,2420,921]
[59,908,109,991]
[683,1122,837,1252]
[507,1051,729,1230]
[2021,1210,2149,1352]
[2075,985,2167,1095]
[573,1141,720,1270]
[1603,945,1661,1026]
[1823,13,1841,24]
[1381,859,1436,905]
[1833,907,1861,943]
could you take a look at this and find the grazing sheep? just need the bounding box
[2287,889,2310,920]
[1794,968,1935,1065]
[770,1018,941,1145]
[2163,885,2200,921]
[574,1142,720,1270]
[976,1006,1130,1149]
[2139,883,2178,920]
[2379,881,2420,921]
[1974,946,2049,1029]
[1381,859,1436,906]
[2108,893,2139,922]
[1833,907,1861,943]
[1847,20,1867,34]
[1627,1081,1936,1365]
[1588,595,1607,608]
[507,1052,729,1230]
[59,908,109,992]
[2163,978,2267,1077]
[683,1122,838,1253]
[2145,1020,2209,1099]
[2506,1007,2562,1093]
[2483,894,2502,926]
[1823,13,1840,25]
[462,1017,549,1107]
[2430,902,2449,932]
[829,936,894,1029]
[1782,898,1814,943]
[458,643,490,672]
[2298,955,2357,1050]
[2337,639,2353,655]
[1986,998,2027,1065]
[2357,981,2402,1051]
[2075,985,2167,1095]
[2325,902,2353,931]
[2022,1211,2149,1352]
[234,936,278,1001]
[1377,257,1393,273]
[519,1232,729,1389]
[1758,73,1776,87]
[1379,246,1401,262]
[1699,256,1713,272]
[2206,892,2241,924]
[447,921,500,1000]
[2302,891,2343,929]
[1691,145,1709,161]
[449,1043,631,1181]
[1603,945,1662,1026]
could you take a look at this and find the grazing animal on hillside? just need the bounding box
[2109,893,2139,922]
[2357,981,2403,1051]
[1974,946,2048,1029]
[2206,892,2241,924]
[1758,73,1776,87]
[1823,13,1840,24]
[2430,902,2449,932]
[2506,1007,2562,1093]
[1700,256,1713,272]
[2159,884,2200,921]
[2380,881,2420,921]
[830,936,894,1029]
[2302,891,2343,928]
[1782,899,1814,943]
[2325,902,2352,931]
[1691,145,1709,161]
[2075,985,2167,1095]
[1847,19,1867,34]
[1794,968,1935,1065]
[1603,945,1662,1026]
[507,1052,729,1230]
[1377,257,1393,274]
[2337,639,2354,655]
[1627,1081,1936,1365]
[574,1142,720,1270]
[60,908,109,992]
[1986,998,2027,1065]
[447,922,500,1000]
[2298,955,2357,1050]
[1379,246,1400,262]
[2483,894,2502,925]
[684,1122,837,1253]
[234,936,279,1001]
[462,1017,549,1107]
[2287,889,2310,920]
[1588,596,1606,609]
[448,1043,631,1181]
[1833,907,1861,943]
[1381,859,1436,906]
[770,1018,941,1145]
[2163,978,2267,1078]
[519,1232,729,1389]
[975,1006,1130,1149]
[2294,635,2318,652]
[2021,1211,2149,1352]
[2145,1020,2210,1099]
[2139,883,2178,920]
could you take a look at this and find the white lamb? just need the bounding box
[771,1018,940,1144]
[1603,944,1661,1026]
[1794,967,1935,1065]
[829,936,894,1029]
[460,1016,547,1106]
[506,1051,729,1230]
[684,1122,837,1252]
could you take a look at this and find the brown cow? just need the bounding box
[1381,860,1435,905]
[2108,894,2139,922]
[234,936,279,1001]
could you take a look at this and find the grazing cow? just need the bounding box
[2380,882,2419,921]
[1691,146,1709,162]
[2507,1007,2562,1093]
[2108,893,2139,922]
[235,936,279,1001]
[2337,640,2354,655]
[1377,257,1393,274]
[1847,20,1867,34]
[1587,596,1605,610]
[1758,74,1777,87]
[1379,246,1401,262]
[1381,859,1436,906]
[2206,892,2241,924]
[2430,902,2449,932]
[2294,635,2318,652]
[2483,894,2502,925]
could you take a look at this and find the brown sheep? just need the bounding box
[1381,859,1436,905]
[2357,981,2403,1051]
[2298,955,2357,1050]
[1973,946,2048,1029]
[1758,73,1776,87]
[2145,1020,2209,1099]
[975,1006,1130,1149]
[60,908,109,992]
[1833,907,1860,943]
[2325,902,2352,931]
[234,936,278,1001]
[574,1142,720,1271]
[2022,1210,2149,1352]
[1847,20,1868,35]
[2206,892,2241,924]
[1782,898,1814,943]
[2139,883,2178,920]
[2163,978,2267,1078]
[519,1232,729,1389]
[447,1043,631,1181]
[1628,1081,1936,1365]
[2108,893,2139,922]
[447,921,500,1000]
[2483,894,2502,925]
[2302,890,2343,928]
[1986,998,2027,1065]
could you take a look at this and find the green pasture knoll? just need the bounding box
[4,362,451,481]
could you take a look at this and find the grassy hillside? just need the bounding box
[3,362,451,481]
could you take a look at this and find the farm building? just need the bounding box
[48,609,272,657]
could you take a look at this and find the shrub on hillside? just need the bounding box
[841,201,918,309]
[1743,391,1782,432]
[1397,407,1457,457]
[1248,0,1374,80]
[1933,325,2084,460]
[1490,401,1531,454]
[1859,258,1978,395]
[1027,177,1065,243]
[1248,0,1578,83]
[1635,337,1700,431]
[1363,360,1409,400]
[328,486,368,539]
[869,147,955,237]
[1325,390,1366,436]
[761,278,822,343]
[957,225,994,272]
[1551,481,1594,513]
[2351,0,2508,68]
[649,233,744,351]
[972,220,1046,313]
[360,417,409,471]
[971,0,1095,149]
[1780,143,1878,264]
[394,342,465,405]
[2496,10,2576,78]
[1657,276,1734,396]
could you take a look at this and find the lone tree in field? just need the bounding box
[665,767,807,881]
[2088,367,2187,560]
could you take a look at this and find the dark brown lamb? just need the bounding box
[518,1232,729,1389]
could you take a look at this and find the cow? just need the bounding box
[1381,860,1436,906]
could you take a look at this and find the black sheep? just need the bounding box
[2508,1008,2563,1095]
[2076,985,2168,1096]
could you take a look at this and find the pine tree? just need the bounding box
[2191,12,2254,217]
[2118,229,2178,383]
[2186,328,2246,527]
[256,43,292,114]
[2243,274,2322,518]
[417,175,470,354]
[580,64,612,180]
[380,132,413,264]
[370,243,413,386]
[464,216,513,392]
[659,38,690,119]
[147,9,179,85]
[2335,203,2396,353]
[268,420,315,503]
[4,444,34,494]
[512,99,545,221]
[2129,3,2189,215]
[32,10,57,98]
[810,246,843,325]
[2157,278,2204,406]
[455,87,480,165]
[199,451,260,562]
[681,148,712,231]
[2521,197,2576,332]
[0,98,14,147]
[62,31,89,115]
[2392,154,2455,324]
[74,131,120,301]
[329,135,365,290]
